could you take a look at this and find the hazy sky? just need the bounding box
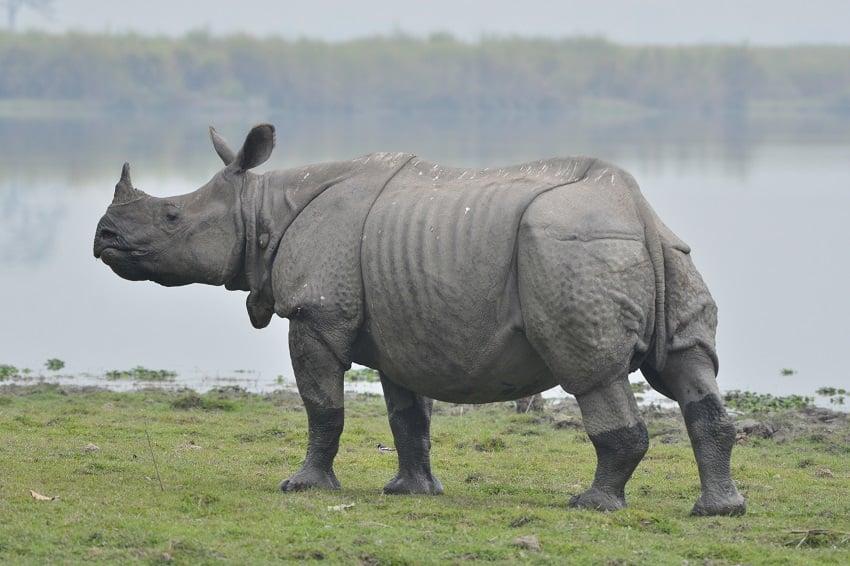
[13,0,850,44]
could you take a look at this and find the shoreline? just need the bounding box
[1,369,846,413]
[2,379,848,454]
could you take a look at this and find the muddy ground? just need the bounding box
[508,393,850,453]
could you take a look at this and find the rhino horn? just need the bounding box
[112,162,145,204]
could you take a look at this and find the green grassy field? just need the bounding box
[0,384,847,564]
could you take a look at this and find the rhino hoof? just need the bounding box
[690,493,746,517]
[382,473,444,495]
[279,469,341,492]
[568,488,626,512]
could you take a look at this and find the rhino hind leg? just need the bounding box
[658,349,746,516]
[379,372,444,495]
[518,237,656,510]
[569,378,649,511]
[647,246,745,515]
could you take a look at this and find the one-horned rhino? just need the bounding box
[93,123,745,516]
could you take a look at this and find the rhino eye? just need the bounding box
[165,210,180,222]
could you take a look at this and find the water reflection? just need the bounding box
[1,114,848,400]
[0,183,64,264]
[0,111,780,183]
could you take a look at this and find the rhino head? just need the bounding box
[93,124,276,290]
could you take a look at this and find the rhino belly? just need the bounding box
[358,302,555,404]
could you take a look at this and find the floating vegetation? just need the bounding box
[724,390,814,412]
[104,366,177,382]
[816,387,847,406]
[344,368,380,383]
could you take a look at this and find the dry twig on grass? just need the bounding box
[787,529,850,549]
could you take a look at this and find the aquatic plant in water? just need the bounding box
[105,366,177,382]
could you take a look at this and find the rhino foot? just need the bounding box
[279,468,341,492]
[568,488,626,512]
[691,492,746,517]
[383,473,444,495]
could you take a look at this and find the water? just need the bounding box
[1,115,848,402]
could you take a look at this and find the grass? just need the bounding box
[0,384,848,564]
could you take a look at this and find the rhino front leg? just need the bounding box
[379,372,444,495]
[570,378,648,511]
[659,349,746,516]
[280,321,346,492]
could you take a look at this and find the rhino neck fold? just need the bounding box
[223,175,251,293]
[240,173,277,328]
[235,165,357,329]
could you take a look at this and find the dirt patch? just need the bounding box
[517,397,849,449]
[735,406,850,449]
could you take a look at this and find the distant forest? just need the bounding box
[1,31,849,120]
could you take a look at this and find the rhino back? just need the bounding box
[359,157,595,400]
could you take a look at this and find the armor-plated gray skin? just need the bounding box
[93,124,745,516]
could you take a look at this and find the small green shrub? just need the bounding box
[0,364,18,380]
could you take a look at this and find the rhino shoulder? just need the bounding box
[271,155,414,321]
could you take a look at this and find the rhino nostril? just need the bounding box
[100,228,118,241]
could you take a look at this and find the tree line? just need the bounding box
[1,30,849,119]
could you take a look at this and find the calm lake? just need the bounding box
[1,113,848,400]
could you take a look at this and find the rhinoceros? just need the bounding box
[93,123,745,516]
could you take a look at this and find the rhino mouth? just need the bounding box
[95,246,150,259]
[94,247,149,280]
[93,228,153,283]
[93,222,150,260]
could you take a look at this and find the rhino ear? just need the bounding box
[233,123,276,172]
[210,126,236,165]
